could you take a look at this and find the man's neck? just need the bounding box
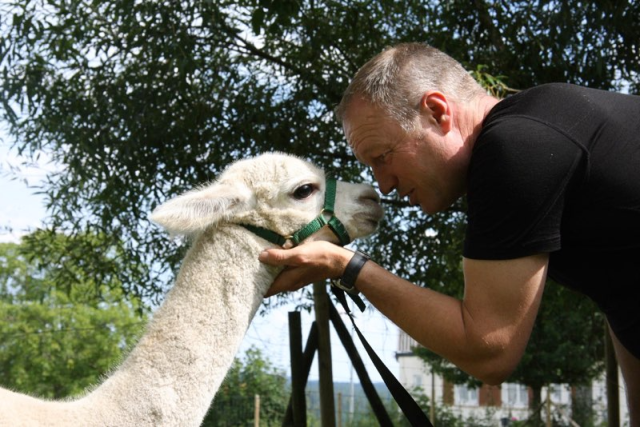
[463,95,501,148]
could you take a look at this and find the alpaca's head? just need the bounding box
[150,153,384,244]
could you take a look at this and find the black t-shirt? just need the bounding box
[464,83,640,357]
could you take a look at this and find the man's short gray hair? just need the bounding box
[335,43,487,131]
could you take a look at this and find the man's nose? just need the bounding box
[372,167,396,195]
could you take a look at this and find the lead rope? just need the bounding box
[330,287,434,427]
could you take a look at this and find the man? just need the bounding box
[259,42,639,422]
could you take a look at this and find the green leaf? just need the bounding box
[251,7,265,35]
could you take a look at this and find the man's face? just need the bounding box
[343,97,468,214]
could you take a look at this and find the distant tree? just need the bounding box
[0,232,146,399]
[202,346,289,426]
[415,280,604,423]
[511,282,604,424]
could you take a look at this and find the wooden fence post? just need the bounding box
[313,282,335,427]
[337,392,342,427]
[254,394,260,427]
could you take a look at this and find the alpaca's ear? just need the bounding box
[150,182,252,235]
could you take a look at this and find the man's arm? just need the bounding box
[360,255,548,384]
[260,242,548,384]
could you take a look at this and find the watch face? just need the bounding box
[331,279,355,294]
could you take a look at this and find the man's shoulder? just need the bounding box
[490,83,637,122]
[486,83,591,123]
[503,82,604,102]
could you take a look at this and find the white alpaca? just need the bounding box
[0,153,383,427]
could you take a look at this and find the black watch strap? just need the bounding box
[332,251,370,295]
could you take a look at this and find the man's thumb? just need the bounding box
[258,248,286,265]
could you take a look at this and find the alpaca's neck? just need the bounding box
[82,226,275,426]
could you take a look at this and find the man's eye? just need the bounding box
[292,184,316,200]
[375,150,392,165]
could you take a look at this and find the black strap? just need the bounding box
[331,285,367,313]
[330,287,433,427]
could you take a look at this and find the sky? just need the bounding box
[0,131,402,385]
[0,135,54,243]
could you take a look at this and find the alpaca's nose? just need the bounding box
[359,188,381,206]
[358,189,384,222]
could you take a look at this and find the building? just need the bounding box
[396,330,630,424]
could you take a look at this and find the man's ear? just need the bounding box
[419,91,452,133]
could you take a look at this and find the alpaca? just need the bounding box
[0,153,383,427]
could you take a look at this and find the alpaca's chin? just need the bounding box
[351,214,384,239]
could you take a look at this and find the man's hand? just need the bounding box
[259,241,353,297]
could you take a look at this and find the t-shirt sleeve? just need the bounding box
[464,117,585,260]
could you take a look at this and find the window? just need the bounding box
[501,383,528,408]
[454,384,479,406]
[413,374,422,388]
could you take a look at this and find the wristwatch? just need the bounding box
[331,251,370,295]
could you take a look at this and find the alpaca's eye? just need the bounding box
[293,184,316,200]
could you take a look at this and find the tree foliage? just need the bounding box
[513,282,604,420]
[1,0,638,302]
[0,232,146,399]
[1,0,637,394]
[416,280,604,416]
[202,346,289,426]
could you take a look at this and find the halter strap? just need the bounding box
[243,176,367,313]
[240,224,289,247]
[240,176,351,248]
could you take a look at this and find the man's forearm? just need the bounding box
[353,261,524,384]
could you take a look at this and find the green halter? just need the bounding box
[243,177,366,312]
[241,177,352,248]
